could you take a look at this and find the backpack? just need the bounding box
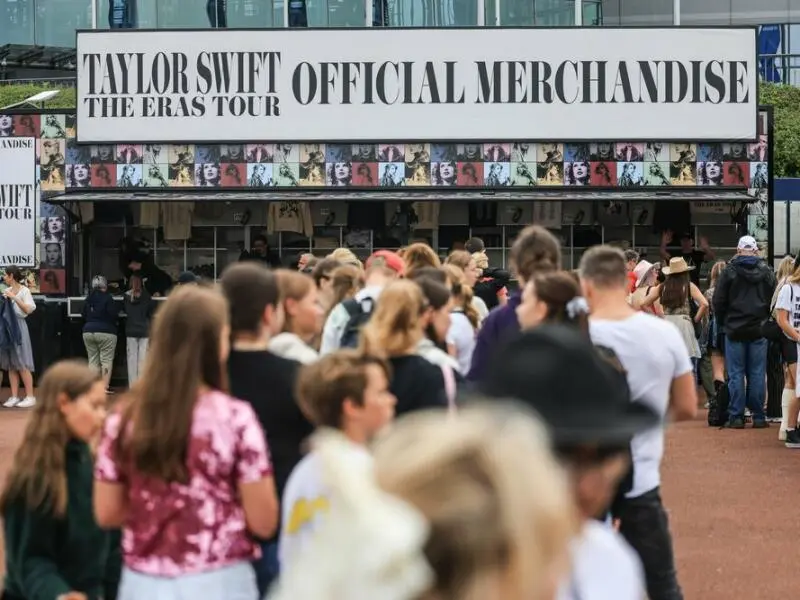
[707,381,730,427]
[339,297,376,349]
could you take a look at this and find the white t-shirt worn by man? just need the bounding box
[557,521,645,600]
[589,312,693,499]
[774,281,800,395]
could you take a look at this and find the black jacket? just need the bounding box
[712,256,776,341]
[0,298,21,351]
[123,290,155,338]
[389,355,448,417]
[474,266,511,311]
[82,291,120,336]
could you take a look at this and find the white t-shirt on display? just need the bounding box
[589,312,693,498]
[557,521,645,600]
[279,444,372,570]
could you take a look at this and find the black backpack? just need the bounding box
[707,381,730,427]
[339,297,375,349]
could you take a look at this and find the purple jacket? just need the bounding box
[467,292,522,383]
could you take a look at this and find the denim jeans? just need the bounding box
[724,337,768,421]
[252,541,279,596]
[613,487,683,600]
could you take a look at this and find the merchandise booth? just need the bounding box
[0,26,770,382]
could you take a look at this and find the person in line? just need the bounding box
[580,245,697,600]
[774,254,800,448]
[441,264,479,375]
[516,271,589,334]
[401,243,441,279]
[310,258,341,311]
[279,351,396,570]
[771,255,798,441]
[624,250,640,294]
[359,280,449,415]
[269,270,324,364]
[220,262,314,594]
[327,248,362,269]
[272,403,576,600]
[323,264,364,321]
[1,266,37,408]
[297,253,316,273]
[628,260,663,317]
[123,274,155,387]
[81,275,120,394]
[444,250,488,321]
[467,237,511,311]
[640,258,708,374]
[483,326,658,599]
[712,236,776,429]
[93,285,279,600]
[176,271,199,286]
[1,360,118,600]
[468,225,561,382]
[703,261,728,408]
[409,269,460,377]
[659,231,715,287]
[320,251,405,353]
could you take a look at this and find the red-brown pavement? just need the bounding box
[0,396,794,598]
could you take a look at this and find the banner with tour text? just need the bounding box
[75,27,758,144]
[0,137,37,268]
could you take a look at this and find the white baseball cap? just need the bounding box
[737,235,758,251]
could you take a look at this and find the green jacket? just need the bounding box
[3,440,121,600]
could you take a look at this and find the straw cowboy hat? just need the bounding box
[662,257,695,275]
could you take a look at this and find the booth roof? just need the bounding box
[46,189,755,203]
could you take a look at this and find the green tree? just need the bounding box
[760,83,800,178]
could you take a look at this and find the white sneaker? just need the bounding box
[779,428,788,442]
[3,396,20,408]
[16,396,36,408]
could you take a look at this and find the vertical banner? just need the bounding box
[0,138,37,267]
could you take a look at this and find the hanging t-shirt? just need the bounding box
[162,202,194,241]
[268,201,313,238]
[556,521,645,600]
[412,202,440,229]
[534,201,562,229]
[347,201,384,230]
[589,313,693,498]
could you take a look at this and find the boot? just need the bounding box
[780,388,793,442]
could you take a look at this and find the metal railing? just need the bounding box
[758,53,800,86]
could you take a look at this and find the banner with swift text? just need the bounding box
[75,27,759,144]
[0,137,37,268]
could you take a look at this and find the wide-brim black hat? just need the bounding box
[476,325,660,445]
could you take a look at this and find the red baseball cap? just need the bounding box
[366,250,405,276]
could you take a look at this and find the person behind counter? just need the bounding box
[82,276,120,394]
[123,275,155,387]
[240,234,283,269]
[127,256,172,298]
[1,266,37,409]
[0,360,119,600]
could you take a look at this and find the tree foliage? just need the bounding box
[2,81,800,177]
[759,83,800,178]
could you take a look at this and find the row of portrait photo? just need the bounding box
[40,159,769,190]
[33,139,770,166]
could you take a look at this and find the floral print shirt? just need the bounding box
[95,390,272,576]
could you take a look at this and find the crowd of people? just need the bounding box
[1,224,799,600]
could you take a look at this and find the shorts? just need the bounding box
[780,335,798,365]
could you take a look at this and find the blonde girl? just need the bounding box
[444,250,488,320]
[403,243,442,279]
[360,280,449,416]
[269,270,325,364]
[440,264,479,376]
[328,248,363,269]
[1,360,114,600]
[326,264,365,319]
[93,285,279,599]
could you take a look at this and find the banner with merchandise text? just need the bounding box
[0,138,37,268]
[76,27,758,144]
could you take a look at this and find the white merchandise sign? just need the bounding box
[76,27,758,143]
[0,137,37,268]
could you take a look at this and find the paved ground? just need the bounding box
[0,397,794,597]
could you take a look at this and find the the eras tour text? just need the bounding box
[80,51,752,119]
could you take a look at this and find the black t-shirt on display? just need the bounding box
[227,349,314,540]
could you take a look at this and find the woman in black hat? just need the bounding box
[480,325,660,600]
